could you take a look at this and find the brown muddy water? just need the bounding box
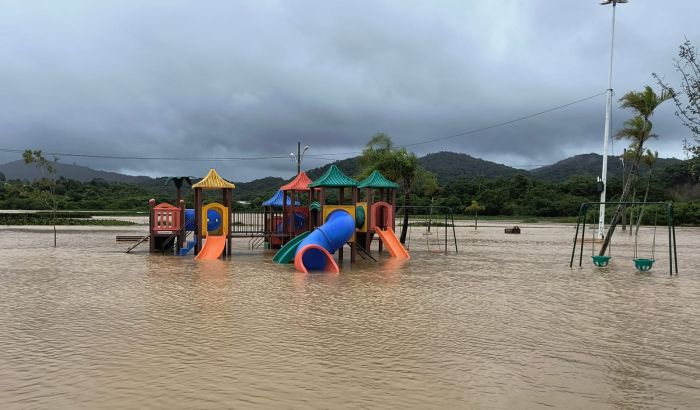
[1,222,699,409]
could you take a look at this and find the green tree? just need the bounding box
[600,86,672,255]
[0,172,5,182]
[654,40,700,149]
[358,133,421,243]
[23,150,60,246]
[465,200,486,230]
[655,40,700,181]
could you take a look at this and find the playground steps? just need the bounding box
[357,244,377,262]
[179,240,196,256]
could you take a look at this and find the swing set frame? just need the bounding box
[569,201,679,276]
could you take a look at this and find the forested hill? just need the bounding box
[419,152,521,182]
[305,151,522,183]
[530,153,682,182]
[0,151,684,202]
[0,160,153,184]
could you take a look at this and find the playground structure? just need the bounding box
[274,165,411,273]
[130,166,417,273]
[570,201,679,275]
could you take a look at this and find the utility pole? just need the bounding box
[291,141,309,175]
[598,0,628,239]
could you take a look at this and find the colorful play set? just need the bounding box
[130,165,409,273]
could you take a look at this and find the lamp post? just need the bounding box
[597,0,627,240]
[290,141,310,174]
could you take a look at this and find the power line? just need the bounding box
[403,91,607,148]
[0,148,334,162]
[0,91,606,163]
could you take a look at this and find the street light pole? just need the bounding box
[290,141,310,175]
[597,0,627,240]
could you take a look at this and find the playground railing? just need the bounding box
[152,203,182,233]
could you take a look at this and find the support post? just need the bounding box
[194,189,202,255]
[365,187,373,252]
[570,204,584,268]
[178,199,185,253]
[579,207,587,268]
[227,189,232,257]
[149,199,156,253]
[351,186,357,263]
[282,190,288,244]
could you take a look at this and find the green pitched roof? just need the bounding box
[357,170,399,189]
[309,165,358,187]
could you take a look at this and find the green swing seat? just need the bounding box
[633,258,654,272]
[592,255,611,267]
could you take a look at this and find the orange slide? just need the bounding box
[195,235,226,260]
[374,227,410,259]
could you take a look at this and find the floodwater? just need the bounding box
[1,222,699,409]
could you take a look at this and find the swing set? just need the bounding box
[569,201,678,275]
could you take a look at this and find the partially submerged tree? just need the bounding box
[358,133,421,244]
[465,200,486,231]
[599,86,672,255]
[23,150,60,247]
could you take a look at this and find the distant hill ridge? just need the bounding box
[0,152,683,200]
[0,160,154,184]
[530,153,682,181]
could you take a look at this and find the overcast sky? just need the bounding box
[1,0,699,182]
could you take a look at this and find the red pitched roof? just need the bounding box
[280,171,313,191]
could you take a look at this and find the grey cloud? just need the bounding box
[0,0,698,181]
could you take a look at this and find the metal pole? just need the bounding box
[298,142,302,175]
[668,203,673,276]
[672,206,678,274]
[580,207,588,268]
[570,204,584,268]
[598,1,619,239]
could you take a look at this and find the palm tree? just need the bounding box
[599,86,671,255]
[465,200,486,230]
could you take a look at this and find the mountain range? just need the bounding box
[0,152,683,200]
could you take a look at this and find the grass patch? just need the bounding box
[0,214,136,226]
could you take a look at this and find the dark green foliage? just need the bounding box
[234,176,286,201]
[307,157,360,180]
[0,178,167,211]
[2,147,699,225]
[418,151,520,182]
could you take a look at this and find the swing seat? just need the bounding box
[634,258,654,272]
[592,255,611,267]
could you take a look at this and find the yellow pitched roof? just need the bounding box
[192,168,236,189]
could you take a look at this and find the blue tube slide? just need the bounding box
[185,208,222,232]
[294,210,355,271]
